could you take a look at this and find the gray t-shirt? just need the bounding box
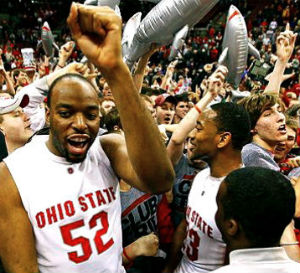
[172,154,207,227]
[120,187,162,246]
[242,142,279,171]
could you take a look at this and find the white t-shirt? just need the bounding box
[175,168,226,273]
[211,247,300,273]
[4,135,125,273]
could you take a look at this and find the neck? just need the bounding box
[228,239,280,252]
[173,115,182,124]
[252,136,276,152]
[6,140,22,154]
[210,150,242,178]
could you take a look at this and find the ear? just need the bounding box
[45,105,50,125]
[217,132,232,148]
[113,125,120,132]
[226,218,239,237]
[250,127,257,135]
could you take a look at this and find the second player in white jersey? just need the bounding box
[175,168,226,273]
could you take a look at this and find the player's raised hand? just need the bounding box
[67,3,123,72]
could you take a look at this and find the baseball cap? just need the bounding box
[0,92,30,115]
[155,93,176,107]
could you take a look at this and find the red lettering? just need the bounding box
[95,190,106,206]
[89,211,114,254]
[186,206,191,218]
[194,212,199,224]
[202,220,207,233]
[78,196,88,212]
[103,189,111,203]
[196,216,202,229]
[85,193,96,208]
[46,206,58,224]
[191,211,196,222]
[57,203,64,220]
[207,225,213,238]
[64,201,75,217]
[36,212,46,228]
[109,187,116,200]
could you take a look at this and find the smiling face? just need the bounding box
[253,103,287,150]
[189,109,219,161]
[46,76,100,163]
[17,71,30,86]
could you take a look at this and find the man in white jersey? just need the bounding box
[163,103,251,273]
[0,4,174,273]
[213,167,300,273]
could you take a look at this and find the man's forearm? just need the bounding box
[264,59,286,94]
[103,62,175,193]
[163,219,187,272]
[171,92,213,145]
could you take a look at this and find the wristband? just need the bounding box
[194,105,202,115]
[123,248,134,267]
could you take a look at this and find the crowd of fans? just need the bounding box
[0,0,300,272]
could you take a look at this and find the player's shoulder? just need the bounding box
[0,162,22,205]
[100,133,124,148]
[194,167,210,181]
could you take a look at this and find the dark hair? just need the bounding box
[211,102,251,150]
[141,86,164,96]
[175,93,190,106]
[47,73,97,107]
[223,167,295,247]
[102,107,122,133]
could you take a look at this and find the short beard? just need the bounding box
[51,128,86,163]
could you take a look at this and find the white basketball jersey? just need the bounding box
[4,135,125,273]
[175,168,226,273]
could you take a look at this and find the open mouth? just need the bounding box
[164,117,171,123]
[275,145,285,152]
[278,124,287,134]
[67,134,90,155]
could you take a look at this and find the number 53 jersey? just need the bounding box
[175,168,226,273]
[4,136,125,273]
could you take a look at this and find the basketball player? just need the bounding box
[163,103,251,273]
[0,4,174,273]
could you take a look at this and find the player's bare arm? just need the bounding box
[68,4,175,193]
[0,162,39,273]
[162,218,187,273]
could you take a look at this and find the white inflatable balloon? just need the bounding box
[122,12,142,57]
[124,0,219,68]
[219,5,260,88]
[97,0,120,8]
[169,25,189,61]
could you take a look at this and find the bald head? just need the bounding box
[47,73,97,108]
